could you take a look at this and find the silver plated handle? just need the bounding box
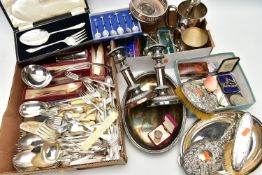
[51,23,86,35]
[26,40,63,53]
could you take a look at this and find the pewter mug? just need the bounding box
[166,1,207,29]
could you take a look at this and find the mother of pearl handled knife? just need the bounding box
[232,112,253,171]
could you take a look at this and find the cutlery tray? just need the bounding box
[22,45,107,102]
[22,59,91,102]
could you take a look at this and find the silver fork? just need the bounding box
[26,29,87,53]
[65,71,81,81]
[79,91,103,114]
[83,81,102,98]
[35,121,58,142]
[108,126,120,160]
[46,116,64,129]
[65,71,100,98]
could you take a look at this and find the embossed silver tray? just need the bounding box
[179,111,262,175]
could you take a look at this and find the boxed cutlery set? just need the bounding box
[0,0,93,63]
[0,0,261,175]
[90,9,142,42]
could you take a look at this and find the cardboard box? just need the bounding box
[132,13,215,60]
[174,52,256,112]
[0,57,127,174]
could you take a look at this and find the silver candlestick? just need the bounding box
[148,44,180,107]
[108,47,155,109]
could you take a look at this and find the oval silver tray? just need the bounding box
[122,71,186,153]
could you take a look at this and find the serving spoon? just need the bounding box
[19,100,90,118]
[19,101,58,118]
[19,23,86,46]
[22,61,112,89]
[21,63,89,89]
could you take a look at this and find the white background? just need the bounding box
[0,0,261,174]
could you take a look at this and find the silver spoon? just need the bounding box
[13,150,36,169]
[21,63,89,89]
[32,142,61,168]
[42,142,61,164]
[19,100,85,118]
[129,13,139,32]
[100,16,109,37]
[108,15,117,36]
[21,64,52,89]
[19,23,85,46]
[122,14,132,33]
[94,18,102,39]
[17,134,44,151]
[114,12,124,35]
[19,101,56,118]
[105,76,115,107]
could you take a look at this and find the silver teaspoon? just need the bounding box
[114,12,124,35]
[100,16,109,37]
[94,18,101,39]
[108,15,117,36]
[129,12,139,32]
[20,23,86,46]
[122,14,132,33]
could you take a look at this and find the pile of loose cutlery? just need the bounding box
[13,61,121,171]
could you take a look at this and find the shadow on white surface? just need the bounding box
[0,0,261,174]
